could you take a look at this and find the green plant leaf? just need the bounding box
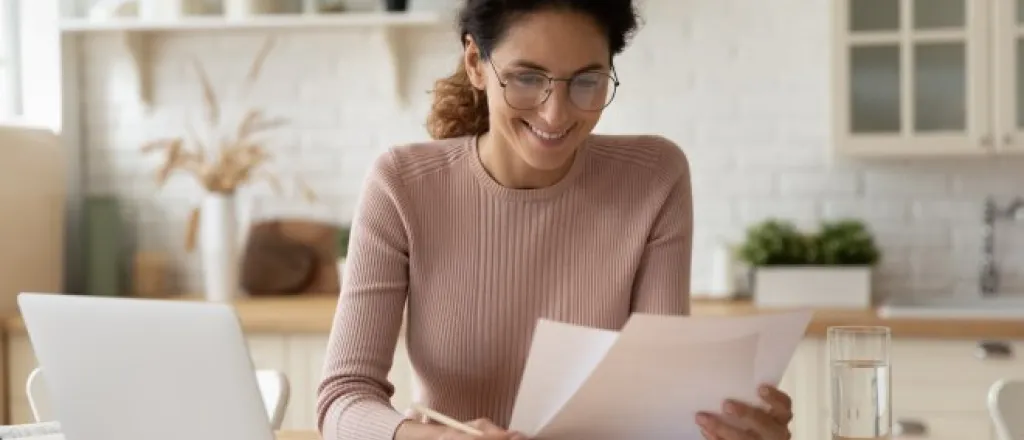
[737,217,881,267]
[737,219,814,266]
[812,219,880,265]
[337,225,351,258]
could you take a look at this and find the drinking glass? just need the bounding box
[828,326,892,440]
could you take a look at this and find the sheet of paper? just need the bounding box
[619,310,814,386]
[508,310,813,440]
[533,333,758,440]
[507,319,619,435]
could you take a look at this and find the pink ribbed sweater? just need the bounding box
[316,133,693,439]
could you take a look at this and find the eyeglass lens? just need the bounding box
[503,71,616,111]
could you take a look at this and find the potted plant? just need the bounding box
[336,224,351,261]
[738,218,881,309]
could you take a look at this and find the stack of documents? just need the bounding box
[508,310,813,439]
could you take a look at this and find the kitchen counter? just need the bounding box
[4,294,1024,339]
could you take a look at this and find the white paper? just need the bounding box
[619,310,814,386]
[508,310,813,440]
[507,320,620,434]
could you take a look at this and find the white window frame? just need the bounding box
[0,0,21,119]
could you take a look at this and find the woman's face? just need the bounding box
[465,9,614,173]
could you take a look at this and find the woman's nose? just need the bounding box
[536,83,572,127]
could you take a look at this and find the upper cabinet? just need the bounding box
[831,0,1024,157]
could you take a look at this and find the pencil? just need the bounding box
[411,402,484,436]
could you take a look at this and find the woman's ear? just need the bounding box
[463,35,487,91]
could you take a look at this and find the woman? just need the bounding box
[316,0,794,439]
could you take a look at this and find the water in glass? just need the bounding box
[831,358,891,440]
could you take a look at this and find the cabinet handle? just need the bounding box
[975,341,1014,359]
[981,135,994,148]
[894,419,928,436]
[1004,134,1014,147]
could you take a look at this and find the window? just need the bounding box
[0,0,20,120]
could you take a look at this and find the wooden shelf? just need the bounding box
[59,11,448,32]
[58,12,449,108]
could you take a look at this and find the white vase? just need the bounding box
[200,193,241,302]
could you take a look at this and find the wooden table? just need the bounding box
[276,431,320,440]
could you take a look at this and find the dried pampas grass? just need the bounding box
[142,36,317,252]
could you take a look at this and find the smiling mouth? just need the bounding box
[522,120,572,141]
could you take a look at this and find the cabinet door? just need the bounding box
[884,339,1020,439]
[777,339,824,440]
[995,0,1024,153]
[832,0,992,156]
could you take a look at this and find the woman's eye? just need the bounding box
[573,74,603,88]
[511,74,547,88]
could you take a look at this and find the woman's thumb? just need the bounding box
[466,418,505,434]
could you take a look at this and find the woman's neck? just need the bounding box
[477,132,577,189]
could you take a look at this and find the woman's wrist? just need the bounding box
[395,419,447,440]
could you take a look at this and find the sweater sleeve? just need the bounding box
[316,151,412,440]
[630,143,693,316]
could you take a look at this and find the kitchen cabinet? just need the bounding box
[777,339,827,440]
[831,0,1024,157]
[811,337,1024,439]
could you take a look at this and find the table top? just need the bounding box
[276,431,320,440]
[7,295,1024,339]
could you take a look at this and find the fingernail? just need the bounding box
[760,386,771,396]
[696,412,710,424]
[724,402,738,415]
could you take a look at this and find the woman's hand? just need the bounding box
[397,418,528,440]
[696,384,793,440]
[437,419,529,440]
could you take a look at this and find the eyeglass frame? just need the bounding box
[484,57,621,112]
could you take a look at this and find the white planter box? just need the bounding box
[753,266,872,309]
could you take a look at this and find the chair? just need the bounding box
[25,366,291,429]
[989,378,1024,440]
[254,369,290,429]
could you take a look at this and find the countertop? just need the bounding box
[5,294,1024,339]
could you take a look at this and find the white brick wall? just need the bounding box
[78,0,1024,299]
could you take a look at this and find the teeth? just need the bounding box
[527,123,569,140]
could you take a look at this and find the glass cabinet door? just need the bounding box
[837,0,988,155]
[847,0,902,136]
[1018,1,1024,139]
[997,0,1024,152]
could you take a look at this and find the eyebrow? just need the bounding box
[508,60,607,74]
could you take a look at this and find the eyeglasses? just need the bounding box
[487,59,620,112]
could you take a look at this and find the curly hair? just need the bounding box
[425,0,641,140]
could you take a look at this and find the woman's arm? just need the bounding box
[630,143,693,316]
[316,151,416,440]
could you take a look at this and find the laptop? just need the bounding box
[17,292,276,440]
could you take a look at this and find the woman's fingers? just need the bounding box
[758,384,794,424]
[725,399,791,439]
[437,430,480,440]
[467,418,505,433]
[696,412,755,440]
[463,419,529,439]
[700,425,721,440]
